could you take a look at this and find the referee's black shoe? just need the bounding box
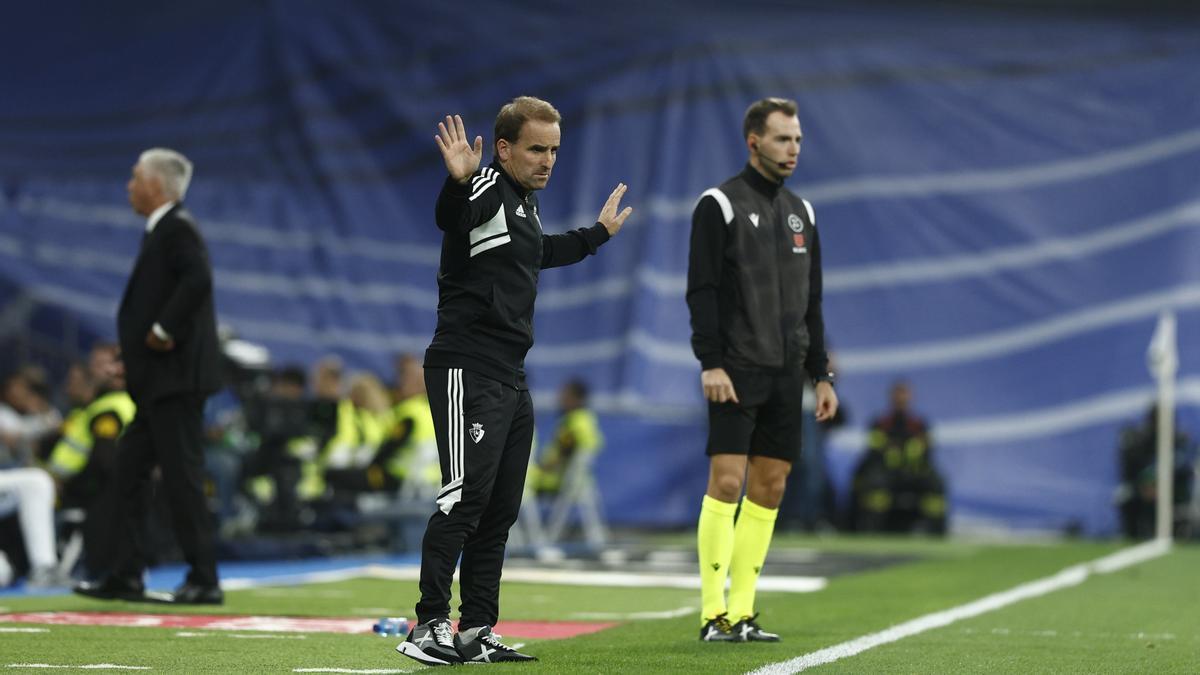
[455,625,537,663]
[700,613,737,642]
[396,618,462,666]
[732,613,781,642]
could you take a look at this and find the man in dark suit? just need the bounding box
[75,147,224,604]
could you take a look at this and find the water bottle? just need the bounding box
[372,617,410,637]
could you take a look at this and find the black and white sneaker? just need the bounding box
[454,625,537,663]
[732,613,781,642]
[699,613,737,642]
[396,617,462,666]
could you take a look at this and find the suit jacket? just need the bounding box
[117,203,221,404]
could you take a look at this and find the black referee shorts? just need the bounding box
[706,367,806,462]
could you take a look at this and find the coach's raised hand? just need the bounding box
[598,183,634,236]
[434,114,483,184]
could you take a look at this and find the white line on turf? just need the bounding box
[174,631,307,639]
[746,539,1171,675]
[570,606,697,620]
[961,627,1178,641]
[7,665,150,670]
[290,662,412,667]
[365,565,826,593]
[222,562,827,594]
[0,628,49,633]
[224,567,374,591]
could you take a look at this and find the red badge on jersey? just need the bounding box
[793,233,806,248]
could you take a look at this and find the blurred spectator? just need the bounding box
[201,383,251,535]
[0,465,65,587]
[1115,404,1196,539]
[383,354,438,501]
[34,362,95,463]
[1,371,63,466]
[529,379,603,496]
[287,357,347,508]
[41,344,136,578]
[309,356,344,440]
[240,365,317,531]
[527,379,608,547]
[848,379,946,535]
[61,361,96,415]
[321,372,393,499]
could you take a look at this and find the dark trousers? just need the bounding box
[109,393,219,587]
[416,367,533,629]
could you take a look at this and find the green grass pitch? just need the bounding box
[1,536,1196,673]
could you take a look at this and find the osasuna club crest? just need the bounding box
[787,213,804,233]
[469,422,485,443]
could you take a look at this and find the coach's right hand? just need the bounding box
[435,114,483,184]
[701,367,739,404]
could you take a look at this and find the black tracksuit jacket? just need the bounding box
[686,164,830,379]
[424,160,610,388]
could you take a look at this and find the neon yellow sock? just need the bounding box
[697,495,737,625]
[728,497,778,621]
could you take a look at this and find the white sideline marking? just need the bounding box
[0,628,48,633]
[571,606,696,620]
[7,665,149,670]
[220,561,824,596]
[365,564,826,593]
[224,567,372,590]
[292,662,415,667]
[962,627,1177,641]
[747,539,1170,675]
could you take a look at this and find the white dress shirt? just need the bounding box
[145,200,176,233]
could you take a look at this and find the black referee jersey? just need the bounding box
[686,164,829,379]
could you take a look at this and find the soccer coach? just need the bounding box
[76,147,223,605]
[396,98,632,666]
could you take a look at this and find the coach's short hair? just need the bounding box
[494,96,561,146]
[138,147,193,200]
[743,98,799,140]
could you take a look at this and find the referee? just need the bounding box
[396,97,632,666]
[687,98,838,642]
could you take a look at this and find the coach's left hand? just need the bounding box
[598,183,633,236]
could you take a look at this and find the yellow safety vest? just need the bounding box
[387,394,438,483]
[46,391,136,478]
[533,408,603,493]
[297,399,389,500]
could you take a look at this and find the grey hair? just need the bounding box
[138,147,193,200]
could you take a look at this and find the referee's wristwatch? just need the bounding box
[813,372,835,386]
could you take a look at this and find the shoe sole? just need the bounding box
[396,641,453,666]
[73,589,149,602]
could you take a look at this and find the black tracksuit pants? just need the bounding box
[416,367,534,628]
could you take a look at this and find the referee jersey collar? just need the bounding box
[741,163,783,199]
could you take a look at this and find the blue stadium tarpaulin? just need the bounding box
[2,1,1198,534]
